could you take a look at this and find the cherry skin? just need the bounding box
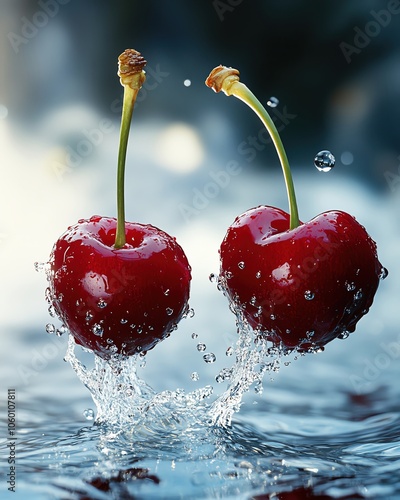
[49,216,191,359]
[219,205,383,352]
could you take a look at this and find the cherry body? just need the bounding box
[49,216,191,358]
[219,205,382,352]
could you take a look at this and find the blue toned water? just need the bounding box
[1,118,400,499]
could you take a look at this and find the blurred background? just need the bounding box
[1,0,399,403]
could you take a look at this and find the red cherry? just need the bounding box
[49,216,191,358]
[219,205,382,352]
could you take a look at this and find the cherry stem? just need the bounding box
[205,66,300,230]
[114,50,147,249]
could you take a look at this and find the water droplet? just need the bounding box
[120,318,128,324]
[184,79,191,87]
[166,307,174,316]
[197,343,206,352]
[226,346,234,357]
[250,295,257,306]
[83,409,95,421]
[341,151,354,165]
[304,290,315,300]
[270,314,276,320]
[338,330,350,340]
[85,311,94,323]
[45,323,55,334]
[354,290,363,301]
[92,324,104,337]
[225,271,233,279]
[267,96,279,108]
[164,289,170,296]
[106,338,114,344]
[255,271,262,279]
[238,261,245,269]
[314,150,335,172]
[203,352,216,363]
[187,308,195,318]
[346,281,356,292]
[209,273,217,283]
[34,262,47,273]
[56,325,68,337]
[191,332,198,339]
[97,299,107,309]
[191,372,199,381]
[379,267,388,280]
[48,304,56,317]
[45,287,52,304]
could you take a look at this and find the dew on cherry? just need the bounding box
[97,299,107,309]
[197,343,206,352]
[120,318,128,324]
[250,295,257,306]
[267,96,279,108]
[238,261,245,269]
[346,281,356,292]
[379,267,388,280]
[83,408,95,421]
[45,323,55,334]
[164,289,170,296]
[314,150,335,172]
[48,304,56,317]
[92,324,104,337]
[56,325,68,337]
[255,271,262,279]
[203,353,216,364]
[304,290,315,301]
[166,307,174,316]
[85,311,94,323]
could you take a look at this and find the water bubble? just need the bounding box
[379,267,388,280]
[197,343,206,352]
[183,79,191,87]
[191,332,198,339]
[304,290,315,301]
[45,323,55,334]
[203,352,216,364]
[267,96,279,108]
[314,150,335,172]
[238,261,245,269]
[97,299,107,309]
[92,324,104,337]
[191,372,199,381]
[166,307,174,316]
[83,408,95,420]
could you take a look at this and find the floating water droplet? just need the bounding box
[341,151,354,165]
[226,346,234,357]
[238,261,245,269]
[191,372,199,381]
[203,352,216,363]
[197,343,206,352]
[83,408,95,420]
[184,79,191,87]
[314,150,335,172]
[379,267,388,280]
[267,96,279,108]
[254,381,263,394]
[45,323,55,334]
[92,324,103,337]
[56,325,68,337]
[304,290,315,301]
[48,304,56,317]
[166,307,174,316]
[191,332,198,339]
[209,273,217,283]
[97,299,107,309]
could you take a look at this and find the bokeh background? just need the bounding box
[1,0,400,485]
